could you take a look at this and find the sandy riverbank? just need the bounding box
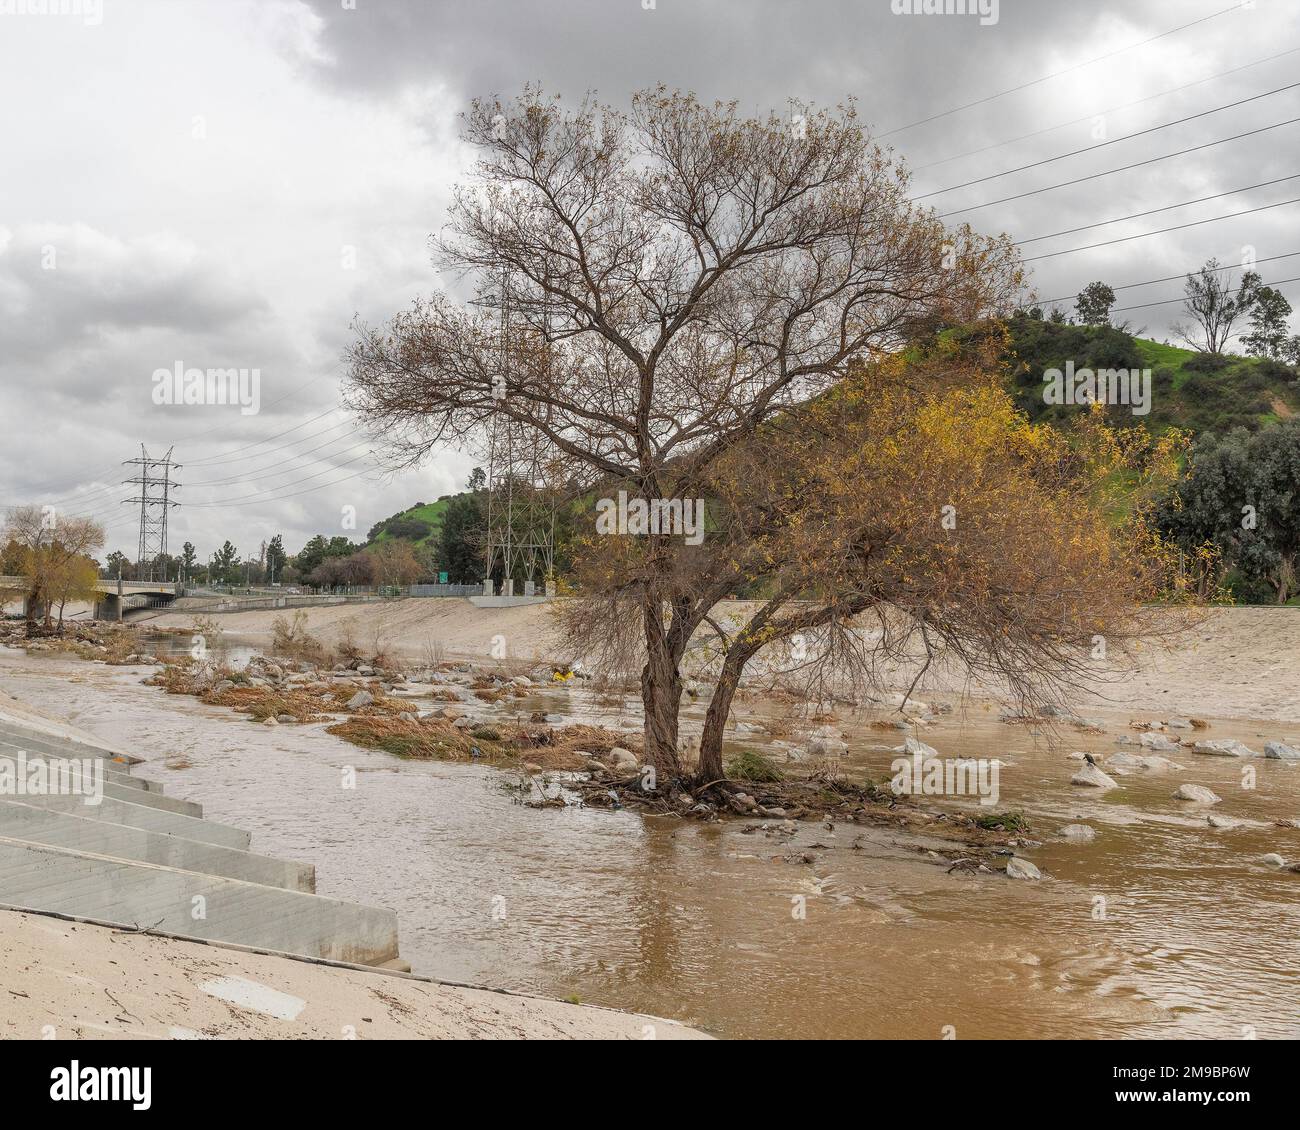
[145,600,1300,723]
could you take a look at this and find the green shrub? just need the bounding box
[726,749,783,783]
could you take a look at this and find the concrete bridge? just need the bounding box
[0,576,180,620]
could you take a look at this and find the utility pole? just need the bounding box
[122,445,181,583]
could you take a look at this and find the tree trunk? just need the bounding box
[641,601,684,779]
[696,656,745,784]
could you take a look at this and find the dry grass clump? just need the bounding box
[270,611,333,665]
[206,685,336,723]
[325,716,636,771]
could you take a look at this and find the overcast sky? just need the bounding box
[2,0,1298,564]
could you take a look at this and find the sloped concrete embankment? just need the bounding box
[0,718,399,966]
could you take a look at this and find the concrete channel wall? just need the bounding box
[0,719,401,967]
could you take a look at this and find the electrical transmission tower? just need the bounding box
[123,445,181,582]
[483,270,556,596]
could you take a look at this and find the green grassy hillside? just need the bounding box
[367,497,452,548]
[1007,313,1300,434]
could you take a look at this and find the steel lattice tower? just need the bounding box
[122,445,181,582]
[483,271,556,592]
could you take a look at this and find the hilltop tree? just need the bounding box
[1172,259,1260,354]
[1075,281,1116,326]
[1241,285,1294,361]
[347,86,1025,779]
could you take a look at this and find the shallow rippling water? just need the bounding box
[5,641,1298,1040]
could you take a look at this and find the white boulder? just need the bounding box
[1071,762,1118,790]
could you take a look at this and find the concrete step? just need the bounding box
[14,792,250,850]
[0,736,161,794]
[0,800,313,892]
[0,837,398,965]
[0,721,138,766]
[0,729,185,808]
[94,780,200,817]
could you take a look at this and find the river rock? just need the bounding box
[1059,824,1096,842]
[1139,732,1182,752]
[1173,783,1220,804]
[1005,857,1042,880]
[1108,751,1184,773]
[1207,814,1240,829]
[1167,717,1193,730]
[898,736,939,758]
[261,716,278,727]
[1264,740,1300,760]
[1262,853,1287,867]
[510,675,532,687]
[345,690,374,710]
[608,747,638,772]
[806,724,848,757]
[1071,763,1118,790]
[1192,739,1257,757]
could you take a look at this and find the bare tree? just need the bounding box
[1171,259,1260,354]
[346,87,1023,779]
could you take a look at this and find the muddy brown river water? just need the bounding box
[3,640,1298,1040]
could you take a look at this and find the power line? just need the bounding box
[185,436,370,489]
[41,374,339,507]
[183,464,382,509]
[1112,274,1300,314]
[937,115,1300,219]
[183,450,376,506]
[1015,173,1300,246]
[910,45,1300,172]
[31,414,355,512]
[879,2,1243,137]
[913,80,1300,201]
[182,405,344,465]
[1021,195,1300,263]
[1021,250,1300,309]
